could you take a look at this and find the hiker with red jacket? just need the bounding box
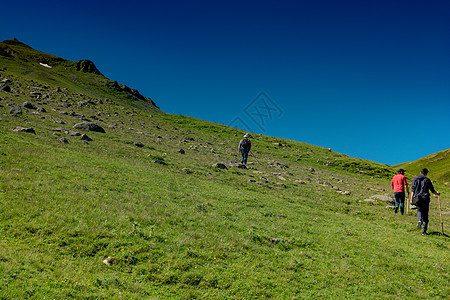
[391,169,409,215]
[410,168,440,235]
[238,133,252,165]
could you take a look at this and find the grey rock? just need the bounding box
[10,106,22,114]
[370,194,394,203]
[12,127,36,134]
[73,122,105,133]
[67,130,81,136]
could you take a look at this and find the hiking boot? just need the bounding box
[394,207,399,214]
[422,232,429,236]
[400,208,404,215]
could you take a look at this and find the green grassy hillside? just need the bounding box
[1,40,449,299]
[0,39,160,113]
[394,149,450,183]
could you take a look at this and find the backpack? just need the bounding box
[241,138,251,149]
[411,194,423,206]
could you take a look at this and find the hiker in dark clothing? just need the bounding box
[410,168,440,235]
[238,133,252,165]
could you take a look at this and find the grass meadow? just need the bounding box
[0,105,448,299]
[0,41,448,299]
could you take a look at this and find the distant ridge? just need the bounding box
[0,38,160,111]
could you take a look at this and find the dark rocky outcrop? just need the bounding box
[0,84,11,92]
[81,134,92,141]
[22,101,38,109]
[75,60,102,75]
[213,163,228,170]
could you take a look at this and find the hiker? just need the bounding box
[410,168,440,235]
[390,169,409,215]
[238,133,252,165]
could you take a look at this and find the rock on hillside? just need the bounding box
[73,122,106,133]
[75,60,102,75]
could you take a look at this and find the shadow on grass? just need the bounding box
[429,231,449,238]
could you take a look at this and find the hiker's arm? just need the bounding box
[410,192,414,204]
[429,180,440,195]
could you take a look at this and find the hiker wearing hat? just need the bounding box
[391,169,409,215]
[410,168,440,235]
[238,134,252,165]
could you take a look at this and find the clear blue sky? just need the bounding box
[2,0,449,165]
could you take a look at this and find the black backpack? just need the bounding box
[241,138,251,148]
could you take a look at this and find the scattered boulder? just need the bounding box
[12,127,36,134]
[59,137,69,143]
[67,130,81,136]
[337,191,351,195]
[78,100,95,106]
[370,195,394,203]
[134,141,144,148]
[81,134,92,141]
[363,199,377,203]
[102,256,117,266]
[22,101,37,109]
[0,84,11,92]
[213,163,228,170]
[51,127,68,132]
[261,177,274,184]
[73,122,105,133]
[223,161,247,169]
[154,160,167,165]
[178,149,185,154]
[30,91,42,98]
[10,106,22,114]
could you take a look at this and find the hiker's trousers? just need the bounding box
[417,200,430,233]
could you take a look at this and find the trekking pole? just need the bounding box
[250,151,261,165]
[406,193,409,215]
[437,195,444,235]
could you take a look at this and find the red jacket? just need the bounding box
[391,174,408,193]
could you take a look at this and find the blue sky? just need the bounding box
[2,0,449,165]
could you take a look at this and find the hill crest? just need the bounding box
[0,38,160,111]
[395,148,450,182]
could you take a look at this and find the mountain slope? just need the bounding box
[1,40,449,299]
[0,39,160,112]
[394,149,450,182]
